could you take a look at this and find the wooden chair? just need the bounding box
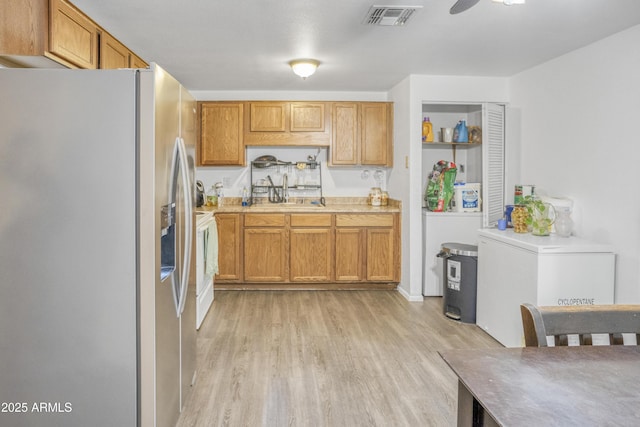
[520,303,640,347]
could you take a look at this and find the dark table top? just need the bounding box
[440,346,640,427]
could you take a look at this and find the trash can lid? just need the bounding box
[440,242,478,257]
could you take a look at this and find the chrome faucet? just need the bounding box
[282,173,289,203]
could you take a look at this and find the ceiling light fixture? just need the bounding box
[289,59,320,79]
[492,0,525,5]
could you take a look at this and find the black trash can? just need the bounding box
[439,242,478,323]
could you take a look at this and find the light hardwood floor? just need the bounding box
[177,291,501,427]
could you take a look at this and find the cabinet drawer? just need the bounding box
[290,214,332,227]
[244,213,286,227]
[335,214,393,227]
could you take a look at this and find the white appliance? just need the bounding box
[476,228,615,347]
[422,210,482,296]
[195,211,216,329]
[0,65,197,427]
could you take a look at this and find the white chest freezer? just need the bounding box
[476,228,615,347]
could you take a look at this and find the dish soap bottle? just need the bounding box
[422,117,434,143]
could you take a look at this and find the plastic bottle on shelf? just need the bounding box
[422,117,434,143]
[241,186,249,207]
[215,182,224,207]
[454,120,468,143]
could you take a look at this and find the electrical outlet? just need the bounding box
[459,164,465,173]
[222,177,231,187]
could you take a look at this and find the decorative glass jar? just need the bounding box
[554,207,574,237]
[369,187,382,206]
[511,205,528,233]
[530,202,556,236]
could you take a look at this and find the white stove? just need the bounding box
[195,211,216,329]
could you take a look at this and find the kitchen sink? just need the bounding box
[250,202,325,209]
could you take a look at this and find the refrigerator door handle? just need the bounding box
[176,136,193,316]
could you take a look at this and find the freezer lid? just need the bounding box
[478,228,615,254]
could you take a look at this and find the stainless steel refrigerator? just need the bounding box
[0,64,197,427]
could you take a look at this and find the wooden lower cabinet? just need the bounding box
[335,213,399,284]
[217,211,399,289]
[290,229,333,282]
[243,213,287,282]
[215,213,242,281]
[335,228,364,281]
[244,228,287,281]
[366,228,396,281]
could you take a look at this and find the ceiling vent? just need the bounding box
[362,5,423,26]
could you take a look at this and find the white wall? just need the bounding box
[389,75,509,300]
[192,90,392,198]
[509,24,640,303]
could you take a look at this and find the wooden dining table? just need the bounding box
[439,346,640,427]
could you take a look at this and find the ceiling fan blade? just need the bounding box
[450,0,481,14]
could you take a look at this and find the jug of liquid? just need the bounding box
[453,120,468,143]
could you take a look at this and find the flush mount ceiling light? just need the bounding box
[289,59,320,79]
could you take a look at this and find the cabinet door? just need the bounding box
[330,102,359,166]
[360,102,392,166]
[481,103,505,227]
[200,102,245,166]
[290,228,332,282]
[290,102,325,132]
[100,31,129,69]
[335,228,364,282]
[0,0,48,57]
[250,102,287,132]
[215,213,242,281]
[130,53,148,69]
[244,228,287,281]
[49,0,99,69]
[366,228,395,281]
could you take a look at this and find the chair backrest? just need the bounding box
[520,303,640,347]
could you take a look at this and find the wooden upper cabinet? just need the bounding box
[290,102,325,132]
[361,102,393,166]
[331,102,359,165]
[329,102,393,167]
[49,0,99,69]
[245,101,330,146]
[250,103,286,132]
[0,0,146,69]
[130,53,148,69]
[199,102,245,166]
[100,31,129,69]
[0,0,48,60]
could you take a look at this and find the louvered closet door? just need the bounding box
[482,103,505,227]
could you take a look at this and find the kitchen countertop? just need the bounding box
[197,197,401,214]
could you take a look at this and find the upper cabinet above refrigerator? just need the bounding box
[421,103,505,227]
